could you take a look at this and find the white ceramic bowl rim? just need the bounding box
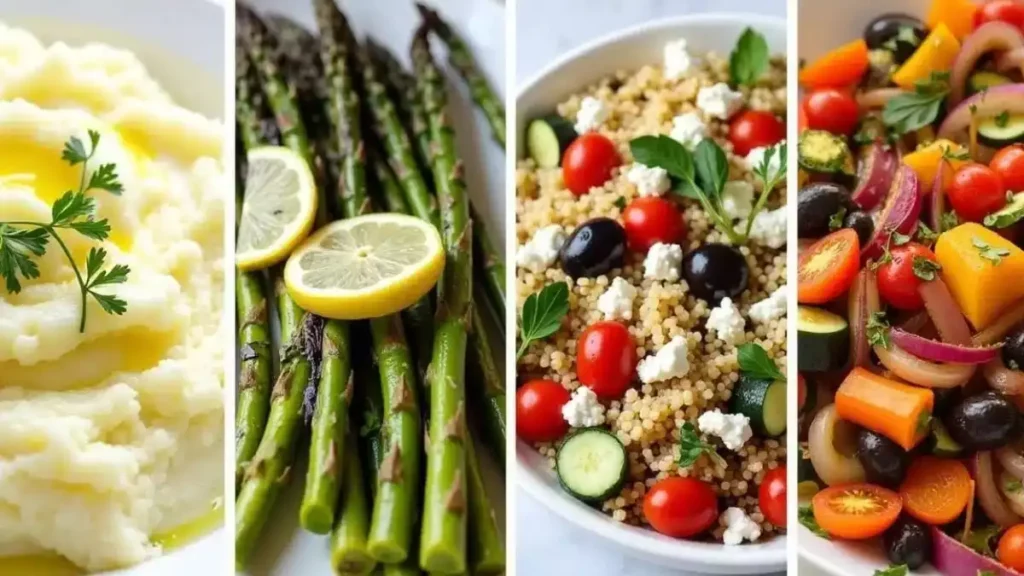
[515,12,787,572]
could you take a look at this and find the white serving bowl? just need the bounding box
[515,14,787,574]
[0,1,226,575]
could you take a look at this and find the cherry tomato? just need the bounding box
[562,133,620,196]
[759,466,787,528]
[812,484,902,540]
[975,0,1024,30]
[516,379,570,443]
[803,89,860,136]
[991,145,1024,193]
[998,524,1024,571]
[643,477,719,538]
[576,321,637,400]
[797,228,861,304]
[876,242,939,311]
[948,163,1007,223]
[728,110,785,157]
[621,197,686,252]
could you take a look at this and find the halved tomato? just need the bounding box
[812,484,902,540]
[797,228,861,304]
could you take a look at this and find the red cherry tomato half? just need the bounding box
[998,524,1024,571]
[803,89,860,136]
[562,133,621,196]
[975,0,1024,30]
[991,145,1024,194]
[516,379,570,443]
[728,110,785,157]
[644,477,719,538]
[621,197,686,252]
[876,243,939,311]
[759,466,787,528]
[576,321,637,400]
[948,163,1006,223]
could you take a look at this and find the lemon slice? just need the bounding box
[284,214,444,319]
[236,146,317,271]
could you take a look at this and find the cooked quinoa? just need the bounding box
[516,51,787,540]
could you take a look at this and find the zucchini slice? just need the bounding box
[731,374,786,437]
[798,130,854,175]
[968,70,1012,95]
[926,419,963,458]
[797,306,850,372]
[978,113,1024,147]
[556,427,627,502]
[984,192,1024,229]
[526,115,577,168]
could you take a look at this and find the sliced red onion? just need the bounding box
[848,269,879,369]
[996,46,1024,73]
[851,144,898,210]
[890,328,1002,364]
[950,22,1024,107]
[984,358,1024,395]
[898,311,931,334]
[1001,469,1024,517]
[875,342,976,388]
[997,443,1024,482]
[971,451,1023,528]
[919,277,973,345]
[862,166,923,260]
[939,83,1024,142]
[808,404,865,487]
[974,300,1024,345]
[931,526,1024,576]
[856,88,905,111]
[930,159,948,233]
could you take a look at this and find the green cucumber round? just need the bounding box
[556,427,627,502]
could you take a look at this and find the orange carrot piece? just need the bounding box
[799,39,870,90]
[900,456,973,525]
[834,367,934,450]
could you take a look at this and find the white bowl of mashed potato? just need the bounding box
[0,0,226,573]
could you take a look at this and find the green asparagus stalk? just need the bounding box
[352,324,385,497]
[467,282,506,465]
[414,2,505,147]
[470,204,506,326]
[411,25,471,574]
[465,438,505,574]
[331,430,378,576]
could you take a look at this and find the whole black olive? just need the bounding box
[864,14,929,64]
[797,182,854,238]
[681,243,748,304]
[945,392,1021,451]
[1003,325,1024,371]
[857,429,910,488]
[884,516,932,569]
[843,211,875,247]
[559,218,626,278]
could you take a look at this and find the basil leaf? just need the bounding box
[874,565,908,576]
[630,135,693,181]
[671,177,702,200]
[730,27,769,87]
[517,282,569,359]
[798,505,829,539]
[737,343,784,382]
[693,138,729,201]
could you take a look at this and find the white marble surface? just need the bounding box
[515,2,786,575]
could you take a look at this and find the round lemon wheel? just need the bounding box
[236,146,318,271]
[284,214,444,320]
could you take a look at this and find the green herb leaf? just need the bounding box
[678,422,726,469]
[630,135,694,181]
[965,524,1002,557]
[729,27,769,87]
[867,311,891,349]
[517,282,570,359]
[995,110,1011,128]
[874,564,908,576]
[940,210,960,232]
[0,225,48,293]
[693,138,729,201]
[738,342,785,381]
[941,144,971,161]
[754,142,787,191]
[912,256,941,281]
[891,231,911,246]
[829,207,847,232]
[798,505,829,539]
[87,163,124,195]
[882,71,951,135]
[1006,478,1023,494]
[613,196,626,210]
[972,236,1011,265]
[916,222,938,245]
[50,191,96,228]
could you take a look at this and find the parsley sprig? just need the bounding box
[0,130,129,332]
[517,281,570,359]
[678,422,727,469]
[867,311,892,349]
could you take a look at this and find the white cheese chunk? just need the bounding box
[722,507,763,545]
[749,285,787,325]
[596,277,638,321]
[516,225,566,272]
[561,386,606,427]
[696,82,744,120]
[746,207,787,249]
[663,38,699,80]
[697,409,752,451]
[721,181,754,220]
[643,242,683,281]
[637,336,690,384]
[745,142,785,182]
[574,96,609,134]
[706,297,746,346]
[669,112,707,149]
[626,163,670,197]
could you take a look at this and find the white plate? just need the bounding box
[515,14,787,575]
[237,1,507,574]
[0,0,226,575]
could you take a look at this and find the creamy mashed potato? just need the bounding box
[0,23,224,571]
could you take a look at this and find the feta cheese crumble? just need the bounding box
[663,38,699,80]
[746,207,787,249]
[574,96,609,134]
[721,507,762,545]
[706,297,746,346]
[626,163,670,197]
[745,142,785,182]
[561,386,606,427]
[697,409,752,451]
[749,285,787,325]
[669,112,706,149]
[643,242,683,281]
[721,181,754,220]
[516,225,566,272]
[596,277,638,320]
[696,83,743,120]
[637,336,690,384]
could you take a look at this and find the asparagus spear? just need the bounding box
[331,429,377,576]
[414,2,505,147]
[470,204,506,327]
[411,24,472,574]
[464,438,505,574]
[467,282,506,465]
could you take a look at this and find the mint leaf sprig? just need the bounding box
[0,130,129,332]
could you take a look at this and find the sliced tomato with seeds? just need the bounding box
[812,484,902,540]
[797,228,861,304]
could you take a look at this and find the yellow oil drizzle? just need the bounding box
[151,499,224,551]
[0,554,81,576]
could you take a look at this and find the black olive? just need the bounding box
[864,14,929,64]
[559,218,626,278]
[843,211,875,246]
[681,243,748,304]
[884,515,932,569]
[945,392,1021,451]
[1003,325,1024,371]
[857,429,910,488]
[797,182,854,238]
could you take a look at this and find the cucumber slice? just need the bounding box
[526,115,577,168]
[978,113,1024,147]
[927,419,963,457]
[968,71,1012,95]
[556,428,627,502]
[797,306,850,372]
[798,130,854,175]
[731,374,787,437]
[984,192,1024,229]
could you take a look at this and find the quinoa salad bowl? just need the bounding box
[514,14,789,574]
